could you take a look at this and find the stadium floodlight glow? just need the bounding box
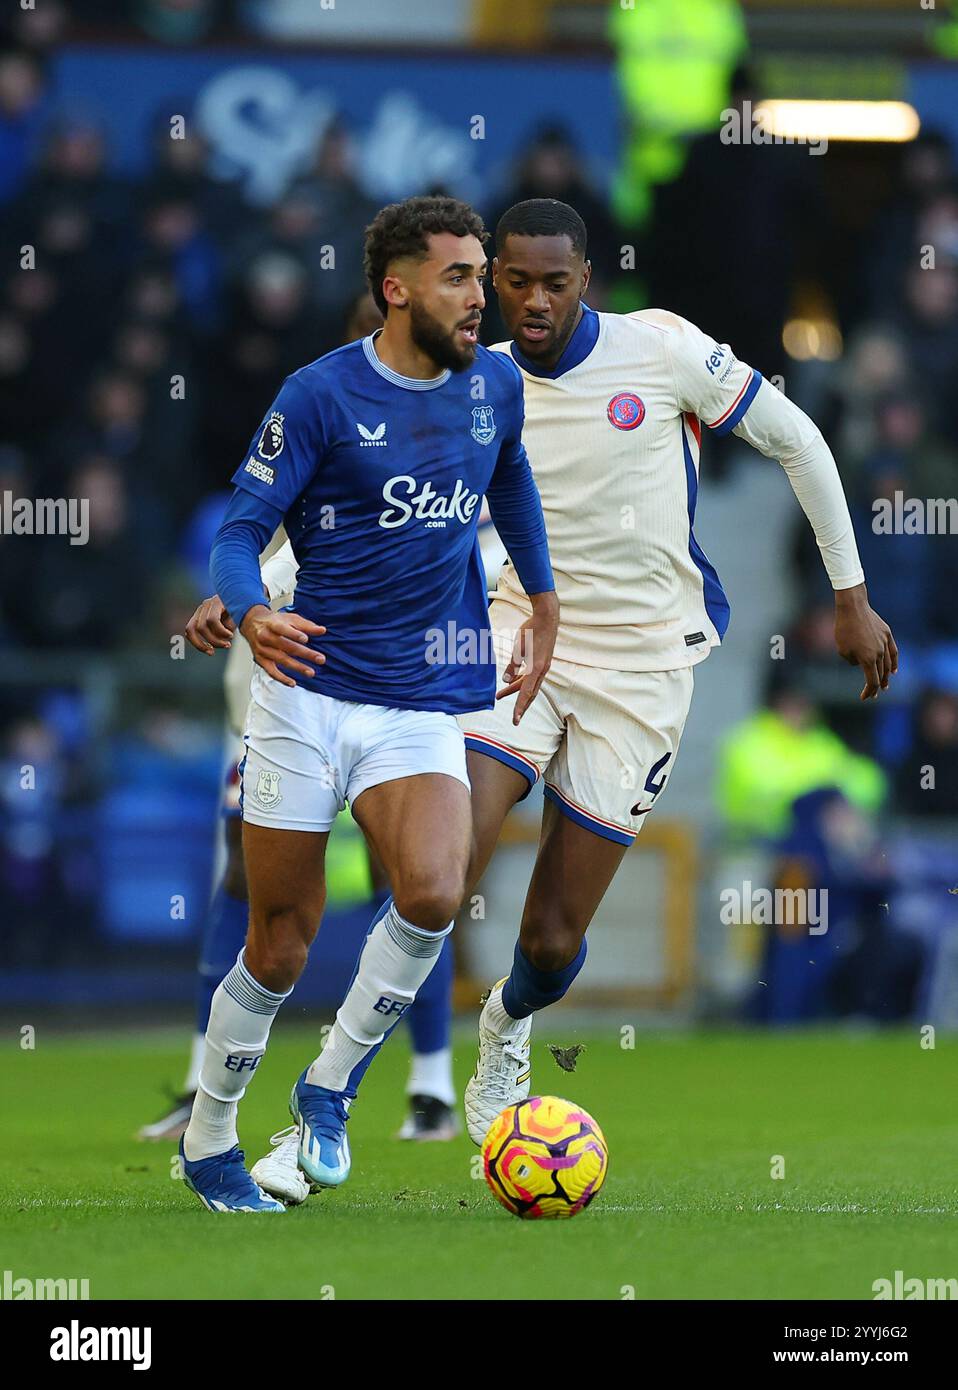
[782,318,844,363]
[755,100,921,144]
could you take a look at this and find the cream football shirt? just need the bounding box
[491,306,862,671]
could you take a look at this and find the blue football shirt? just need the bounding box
[219,332,552,714]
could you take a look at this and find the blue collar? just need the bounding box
[510,303,600,379]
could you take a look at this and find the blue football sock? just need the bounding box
[406,934,452,1055]
[501,939,587,1020]
[195,884,249,1033]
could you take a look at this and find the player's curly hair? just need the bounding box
[363,196,487,316]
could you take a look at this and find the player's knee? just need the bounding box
[246,905,318,991]
[394,870,465,933]
[245,935,307,994]
[522,915,583,974]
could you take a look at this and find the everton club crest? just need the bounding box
[470,405,496,446]
[253,769,283,807]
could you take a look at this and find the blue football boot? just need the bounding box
[290,1071,351,1187]
[179,1138,286,1213]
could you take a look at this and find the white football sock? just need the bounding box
[407,1046,455,1106]
[307,904,453,1093]
[183,950,290,1160]
[183,1031,205,1094]
[484,981,525,1036]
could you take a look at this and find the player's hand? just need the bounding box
[834,584,898,700]
[186,594,236,654]
[496,590,559,724]
[240,604,327,688]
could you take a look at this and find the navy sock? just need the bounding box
[195,884,249,1032]
[406,935,452,1055]
[501,939,587,1020]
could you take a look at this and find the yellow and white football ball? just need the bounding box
[481,1095,609,1219]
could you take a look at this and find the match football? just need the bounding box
[481,1095,609,1218]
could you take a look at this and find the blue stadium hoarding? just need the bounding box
[52,44,620,206]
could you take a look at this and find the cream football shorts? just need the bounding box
[460,625,694,846]
[241,666,470,833]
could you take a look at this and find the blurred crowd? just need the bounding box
[1,9,957,1018]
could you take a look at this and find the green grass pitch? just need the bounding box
[2,1023,956,1300]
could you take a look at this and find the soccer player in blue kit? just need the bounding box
[179,196,558,1213]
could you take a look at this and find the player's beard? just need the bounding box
[409,299,478,373]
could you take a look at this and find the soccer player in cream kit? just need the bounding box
[179,196,558,1211]
[457,200,898,1140]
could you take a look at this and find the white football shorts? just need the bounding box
[460,618,694,846]
[241,666,470,833]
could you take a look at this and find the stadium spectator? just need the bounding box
[0,47,47,206]
[286,117,380,323]
[792,389,958,650]
[137,181,222,332]
[891,260,958,439]
[0,715,73,965]
[716,677,886,844]
[816,323,913,480]
[0,306,49,447]
[895,687,958,818]
[488,123,619,288]
[44,370,151,493]
[861,129,957,318]
[132,0,227,46]
[145,117,251,243]
[647,64,827,389]
[198,250,322,490]
[26,117,131,235]
[748,787,921,1025]
[28,457,156,650]
[0,445,31,648]
[482,122,620,342]
[2,0,69,55]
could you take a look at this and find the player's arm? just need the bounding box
[484,371,558,723]
[729,385,896,699]
[186,536,296,654]
[663,312,897,700]
[207,375,325,688]
[260,539,298,606]
[211,494,323,688]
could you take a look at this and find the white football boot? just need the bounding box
[464,979,533,1146]
[250,1126,311,1206]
